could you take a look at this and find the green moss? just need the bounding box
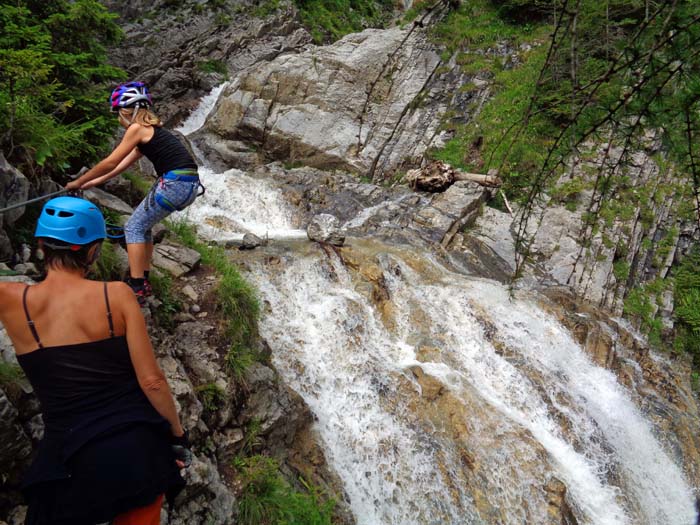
[293,0,395,44]
[613,260,630,282]
[196,382,226,412]
[235,455,334,525]
[149,271,182,328]
[91,241,122,281]
[0,361,24,387]
[122,171,153,197]
[168,221,261,376]
[197,59,229,78]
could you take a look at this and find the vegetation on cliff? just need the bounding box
[0,0,124,178]
[426,0,700,370]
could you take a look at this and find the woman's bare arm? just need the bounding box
[67,125,148,190]
[116,282,185,437]
[81,149,144,190]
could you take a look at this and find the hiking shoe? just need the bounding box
[143,278,153,298]
[126,279,148,307]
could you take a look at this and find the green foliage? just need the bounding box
[197,59,229,78]
[196,382,226,412]
[623,277,667,348]
[426,0,554,200]
[91,241,122,281]
[674,249,700,367]
[0,361,24,387]
[251,0,282,17]
[121,171,153,198]
[169,221,262,376]
[293,0,395,43]
[226,344,261,382]
[149,271,182,328]
[0,1,125,177]
[235,455,334,525]
[613,260,630,282]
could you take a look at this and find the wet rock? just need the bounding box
[84,187,133,215]
[240,363,310,453]
[153,241,201,278]
[170,455,236,525]
[411,181,490,246]
[544,478,578,525]
[307,214,345,246]
[201,26,442,176]
[240,232,263,250]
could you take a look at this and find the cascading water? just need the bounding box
[174,84,305,241]
[178,86,698,525]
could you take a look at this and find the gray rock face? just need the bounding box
[0,154,30,262]
[83,187,134,215]
[240,232,263,250]
[0,154,30,227]
[0,389,33,485]
[199,25,443,178]
[170,455,236,525]
[152,241,201,278]
[102,2,311,127]
[307,214,346,246]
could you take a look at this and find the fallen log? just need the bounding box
[406,161,501,192]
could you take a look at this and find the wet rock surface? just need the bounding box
[197,24,444,177]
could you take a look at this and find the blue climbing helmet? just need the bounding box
[35,197,106,247]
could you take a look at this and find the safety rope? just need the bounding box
[0,188,68,214]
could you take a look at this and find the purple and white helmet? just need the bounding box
[110,81,153,112]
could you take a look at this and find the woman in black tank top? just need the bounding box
[66,82,202,305]
[0,197,190,525]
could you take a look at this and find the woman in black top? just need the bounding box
[0,196,189,524]
[67,82,202,304]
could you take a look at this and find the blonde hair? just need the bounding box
[118,107,162,128]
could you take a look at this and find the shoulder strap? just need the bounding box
[103,282,115,338]
[22,285,43,349]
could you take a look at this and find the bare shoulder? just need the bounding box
[107,281,139,306]
[0,281,27,315]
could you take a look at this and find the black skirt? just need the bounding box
[23,422,185,525]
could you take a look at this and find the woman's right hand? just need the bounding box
[171,432,192,468]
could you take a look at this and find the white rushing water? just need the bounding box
[251,251,697,525]
[174,84,306,241]
[181,86,698,525]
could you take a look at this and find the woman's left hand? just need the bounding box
[65,179,83,190]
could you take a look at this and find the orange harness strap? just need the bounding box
[113,493,164,525]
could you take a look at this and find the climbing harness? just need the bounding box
[0,189,68,215]
[145,169,205,213]
[106,223,125,240]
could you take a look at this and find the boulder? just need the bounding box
[152,241,201,278]
[200,26,443,177]
[0,154,30,227]
[307,214,345,246]
[83,187,134,215]
[240,232,264,250]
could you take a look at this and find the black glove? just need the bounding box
[170,431,193,468]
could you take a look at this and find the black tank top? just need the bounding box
[17,283,166,488]
[137,126,197,176]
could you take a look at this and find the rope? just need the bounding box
[0,188,68,214]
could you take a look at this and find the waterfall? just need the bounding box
[179,86,698,525]
[174,84,306,242]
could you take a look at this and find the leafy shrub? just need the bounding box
[235,455,334,525]
[0,1,125,177]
